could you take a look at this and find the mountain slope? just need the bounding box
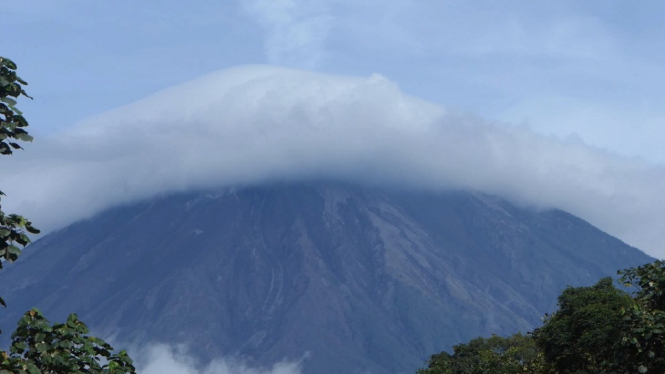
[0,183,653,374]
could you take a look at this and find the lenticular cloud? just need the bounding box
[3,65,665,257]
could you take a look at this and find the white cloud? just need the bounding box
[137,344,302,374]
[2,65,665,258]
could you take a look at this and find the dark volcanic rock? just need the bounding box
[0,183,653,373]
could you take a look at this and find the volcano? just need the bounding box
[0,183,652,374]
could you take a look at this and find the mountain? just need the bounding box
[0,182,653,374]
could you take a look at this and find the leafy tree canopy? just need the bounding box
[1,309,135,374]
[0,56,39,289]
[417,333,548,374]
[531,277,633,374]
[616,260,665,373]
[418,261,665,374]
[0,56,136,374]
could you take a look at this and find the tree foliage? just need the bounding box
[0,309,135,374]
[0,56,136,374]
[531,277,633,373]
[417,333,549,374]
[417,261,665,374]
[0,57,40,300]
[616,260,665,373]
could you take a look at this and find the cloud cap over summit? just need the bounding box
[2,65,665,257]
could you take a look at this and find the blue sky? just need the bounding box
[4,1,665,258]
[6,1,665,162]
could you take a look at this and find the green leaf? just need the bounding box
[13,133,33,142]
[0,97,16,106]
[0,57,18,69]
[25,225,40,234]
[7,245,21,255]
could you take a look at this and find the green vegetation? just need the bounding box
[532,277,632,373]
[0,57,39,290]
[417,260,665,374]
[417,333,548,374]
[0,56,136,373]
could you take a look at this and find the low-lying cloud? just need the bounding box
[137,344,302,374]
[2,65,665,258]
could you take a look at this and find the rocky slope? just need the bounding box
[0,183,653,373]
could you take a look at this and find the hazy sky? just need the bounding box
[3,2,665,257]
